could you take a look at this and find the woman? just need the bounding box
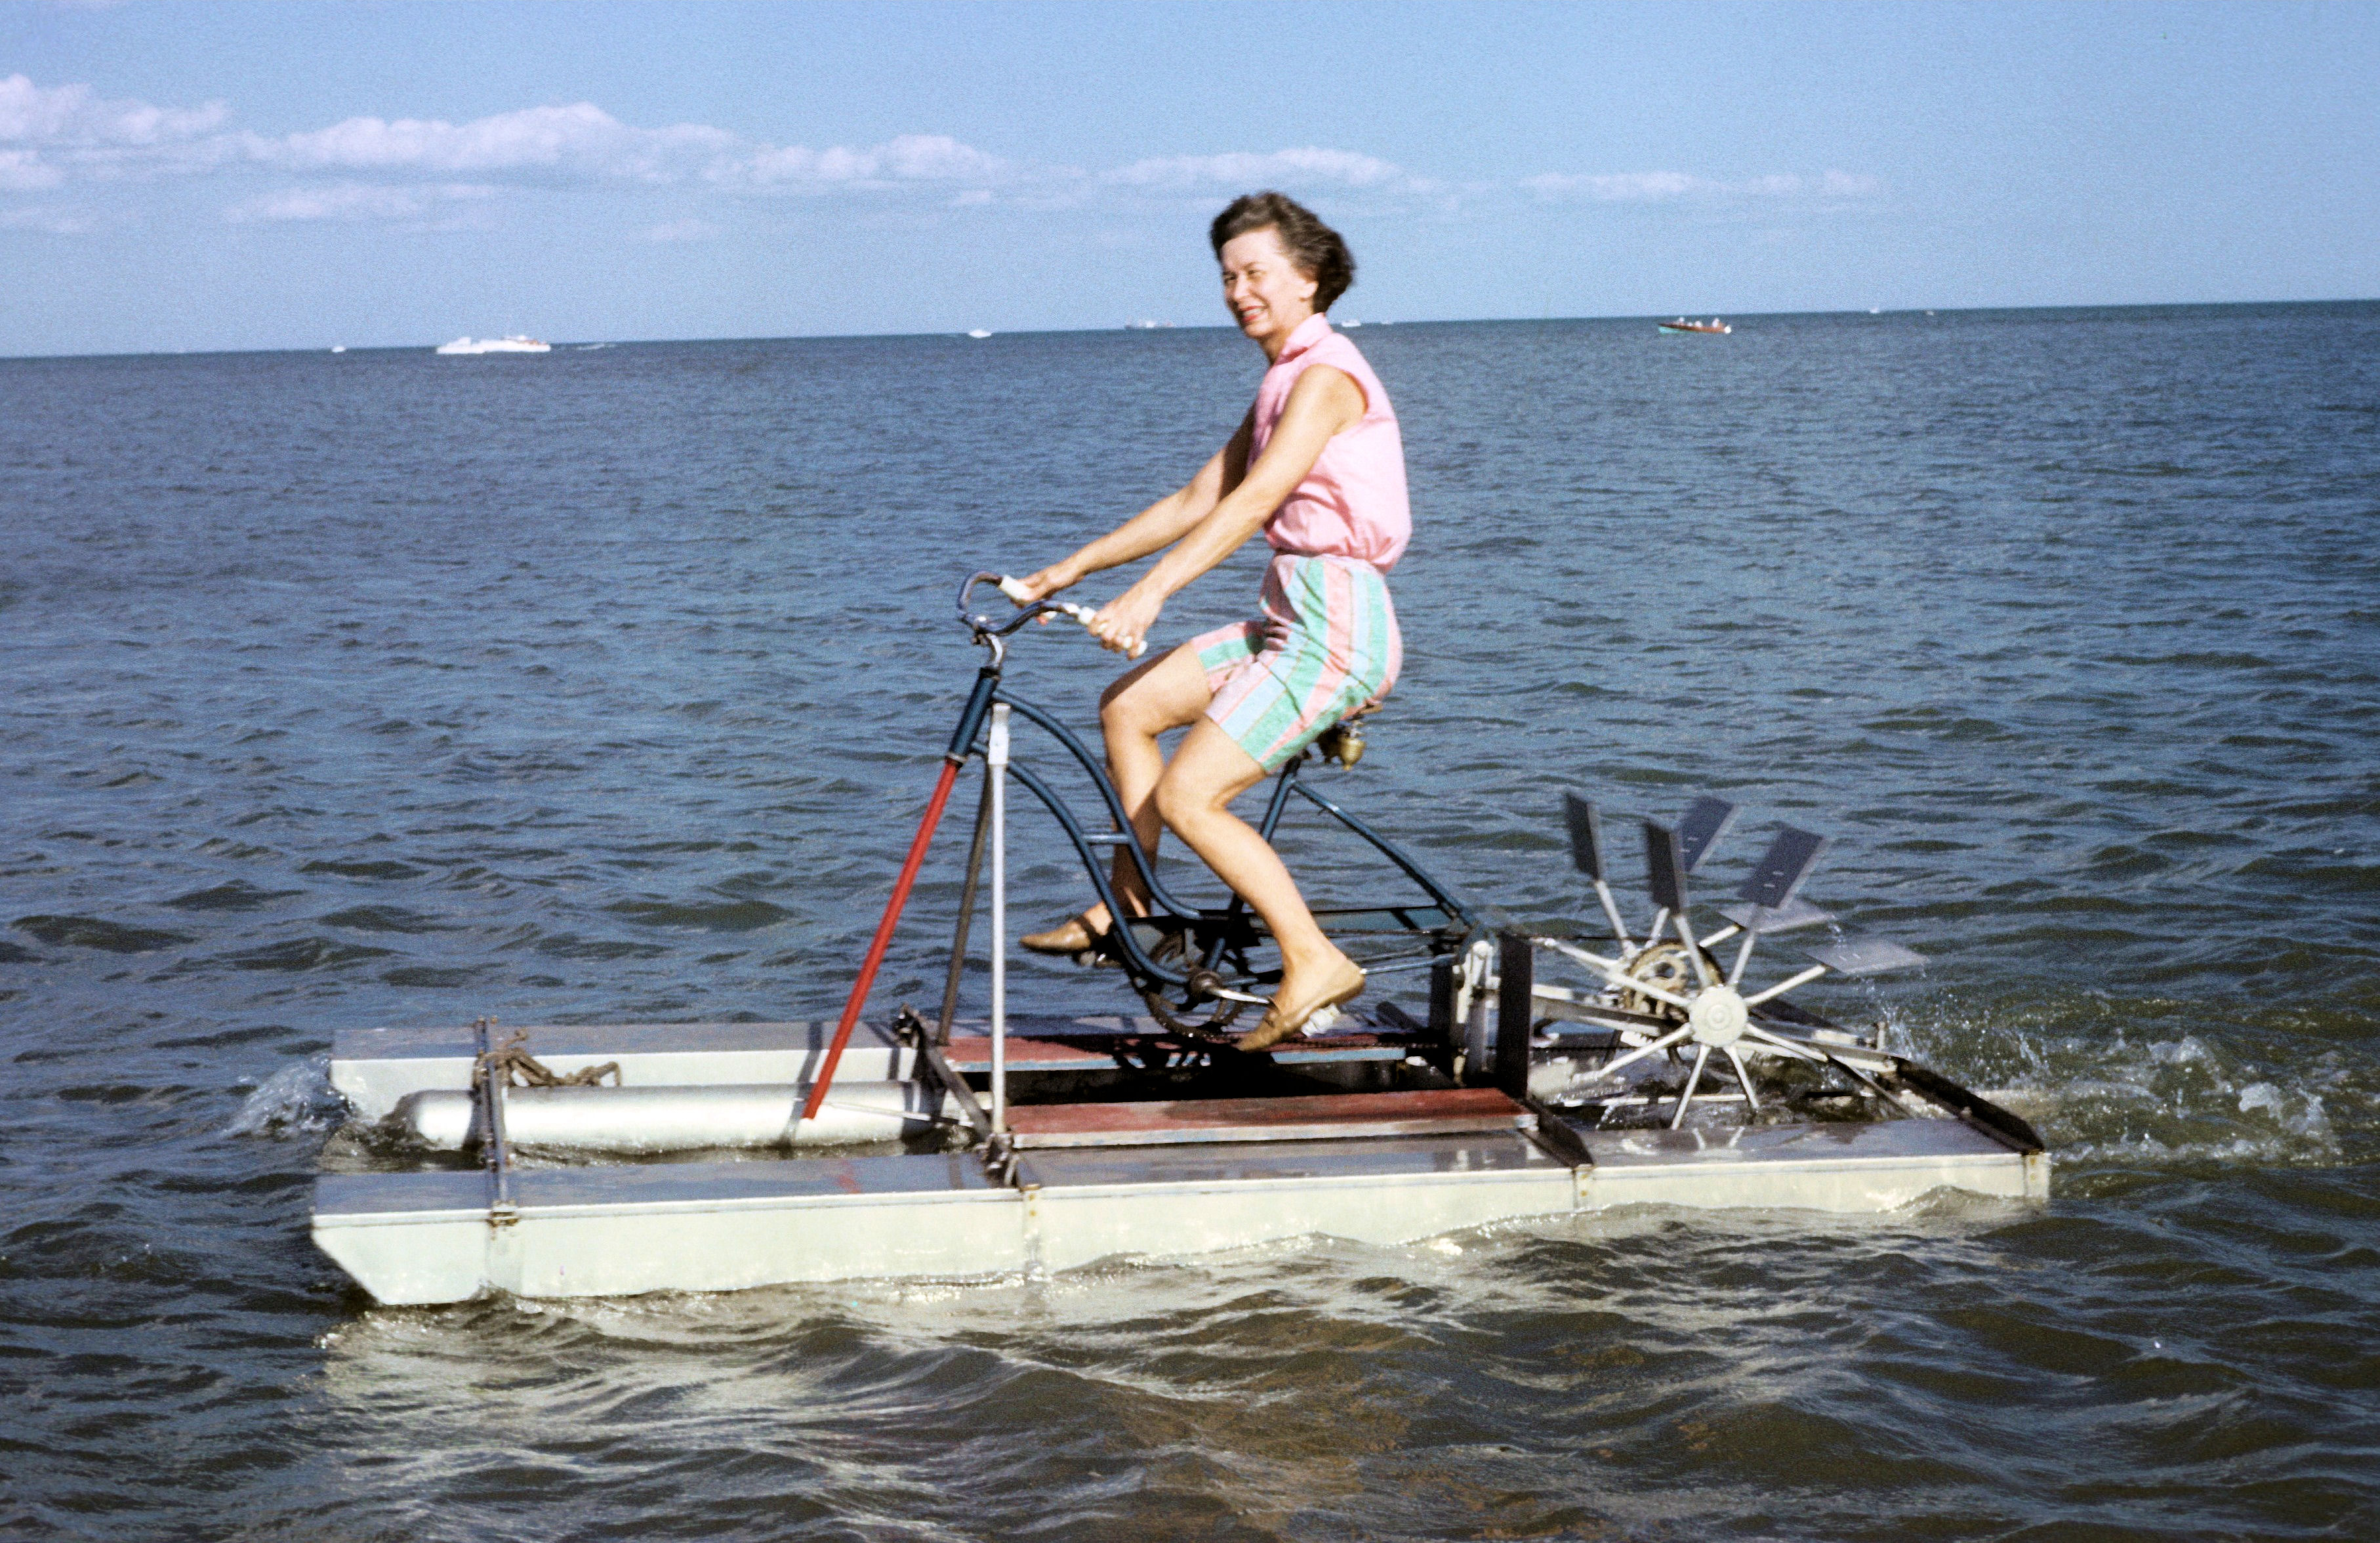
[1008,190,1409,1052]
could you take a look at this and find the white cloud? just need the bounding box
[0,72,230,192]
[247,107,1007,192]
[640,216,719,242]
[0,203,94,234]
[1525,169,1886,203]
[1103,146,1406,190]
[739,133,1011,188]
[0,148,64,191]
[1525,171,1700,201]
[224,181,495,223]
[253,102,739,181]
[0,72,227,145]
[0,72,1884,239]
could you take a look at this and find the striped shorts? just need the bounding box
[1189,553,1403,773]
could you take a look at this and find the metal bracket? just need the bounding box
[470,1015,518,1229]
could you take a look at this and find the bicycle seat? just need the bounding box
[1313,714,1371,769]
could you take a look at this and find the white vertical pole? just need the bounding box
[987,703,1010,1134]
[1462,936,1493,1082]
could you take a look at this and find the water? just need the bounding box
[5,304,2377,1539]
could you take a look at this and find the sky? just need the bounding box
[1,0,2375,356]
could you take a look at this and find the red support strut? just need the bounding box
[800,758,963,1122]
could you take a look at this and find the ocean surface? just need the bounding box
[4,302,2377,1540]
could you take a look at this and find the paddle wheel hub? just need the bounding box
[1687,984,1748,1047]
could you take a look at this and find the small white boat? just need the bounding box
[966,329,993,340]
[330,345,346,354]
[435,335,552,356]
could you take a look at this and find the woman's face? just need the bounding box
[1219,226,1319,348]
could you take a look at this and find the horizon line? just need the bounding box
[5,295,2373,364]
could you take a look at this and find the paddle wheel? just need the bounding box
[1514,792,1931,1130]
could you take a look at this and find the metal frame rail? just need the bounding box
[798,573,1486,1137]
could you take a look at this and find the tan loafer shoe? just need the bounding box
[1019,913,1105,958]
[1233,958,1366,1052]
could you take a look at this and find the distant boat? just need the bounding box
[1657,317,1731,335]
[1124,319,1172,330]
[330,345,346,354]
[1339,318,1363,329]
[966,329,993,339]
[434,335,552,356]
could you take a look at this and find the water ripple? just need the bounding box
[3,304,2378,1538]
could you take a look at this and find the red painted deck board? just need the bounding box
[941,1034,1416,1075]
[943,1036,1115,1071]
[1005,1088,1532,1149]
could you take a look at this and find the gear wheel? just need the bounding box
[1134,929,1249,1039]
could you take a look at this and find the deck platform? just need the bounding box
[1006,1088,1532,1149]
[313,1016,2049,1305]
[333,1014,1429,1123]
[940,1014,1426,1073]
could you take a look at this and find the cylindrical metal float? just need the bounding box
[392,1081,935,1154]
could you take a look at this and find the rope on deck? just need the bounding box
[472,1025,621,1090]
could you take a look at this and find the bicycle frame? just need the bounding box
[945,574,1481,1006]
[799,573,1486,1133]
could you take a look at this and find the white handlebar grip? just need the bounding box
[1056,603,1149,659]
[996,577,1148,658]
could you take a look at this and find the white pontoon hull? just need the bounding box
[315,1018,2046,1305]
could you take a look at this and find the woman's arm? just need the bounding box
[1010,412,1255,602]
[1086,365,1364,655]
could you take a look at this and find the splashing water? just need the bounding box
[1898,998,2361,1172]
[226,1059,346,1138]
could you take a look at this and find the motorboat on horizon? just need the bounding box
[434,335,552,355]
[1658,317,1731,335]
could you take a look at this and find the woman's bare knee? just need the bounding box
[1098,686,1147,737]
[1153,768,1211,833]
[1101,645,1209,735]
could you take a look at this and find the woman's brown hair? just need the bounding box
[1209,191,1355,312]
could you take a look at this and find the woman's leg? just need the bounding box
[1154,720,1359,1019]
[1075,643,1211,932]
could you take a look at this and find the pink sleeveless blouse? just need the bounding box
[1246,314,1411,574]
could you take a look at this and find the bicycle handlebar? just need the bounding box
[954,571,1148,659]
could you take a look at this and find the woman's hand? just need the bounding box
[1090,584,1164,657]
[1010,562,1080,627]
[1008,562,1079,606]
